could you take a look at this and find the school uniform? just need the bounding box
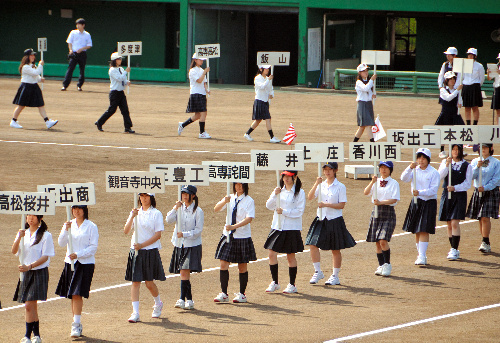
[215,194,257,263]
[63,29,92,88]
[438,160,472,221]
[13,64,44,107]
[166,203,204,273]
[305,179,356,250]
[490,71,500,110]
[467,156,500,219]
[366,177,400,242]
[13,229,55,303]
[55,219,98,299]
[253,74,274,120]
[462,61,485,108]
[401,165,440,234]
[264,186,305,253]
[435,87,465,125]
[355,78,375,126]
[125,207,166,282]
[95,66,133,130]
[186,66,207,113]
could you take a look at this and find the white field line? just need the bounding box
[0,220,477,313]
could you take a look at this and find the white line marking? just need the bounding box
[0,219,478,313]
[325,303,500,342]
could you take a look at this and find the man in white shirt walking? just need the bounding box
[62,18,92,91]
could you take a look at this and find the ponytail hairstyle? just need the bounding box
[25,215,48,246]
[189,59,197,69]
[191,194,199,212]
[279,171,302,198]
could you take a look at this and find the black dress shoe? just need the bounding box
[124,128,135,134]
[77,86,82,91]
[95,122,103,131]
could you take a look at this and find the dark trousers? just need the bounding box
[63,52,87,88]
[97,90,133,129]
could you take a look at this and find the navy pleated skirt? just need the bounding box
[252,99,271,120]
[462,83,483,108]
[55,261,95,299]
[402,198,437,234]
[264,229,304,254]
[13,267,49,303]
[305,217,356,250]
[186,94,207,113]
[169,245,203,273]
[125,248,166,282]
[439,190,467,221]
[215,235,257,263]
[13,83,44,107]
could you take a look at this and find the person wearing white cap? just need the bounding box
[438,47,459,88]
[353,63,377,142]
[243,65,281,143]
[437,144,472,261]
[462,48,485,125]
[435,71,464,158]
[95,52,134,133]
[123,193,166,323]
[401,148,440,265]
[177,54,211,139]
[486,53,500,124]
[11,48,58,130]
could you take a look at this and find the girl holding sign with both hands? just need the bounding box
[55,205,99,338]
[11,215,55,343]
[166,185,204,310]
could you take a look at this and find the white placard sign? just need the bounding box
[294,143,345,163]
[37,38,47,52]
[361,50,391,66]
[478,126,500,144]
[201,161,255,183]
[453,58,474,74]
[251,150,305,171]
[307,28,321,72]
[195,44,220,58]
[105,171,165,193]
[0,191,56,215]
[37,183,96,206]
[387,129,441,148]
[349,142,401,162]
[257,51,290,66]
[117,41,143,56]
[423,125,479,144]
[149,164,209,186]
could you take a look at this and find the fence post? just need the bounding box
[334,69,339,90]
[412,75,418,94]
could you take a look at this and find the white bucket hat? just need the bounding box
[416,148,431,159]
[111,52,122,60]
[443,47,458,55]
[444,71,456,79]
[258,65,271,69]
[497,53,500,59]
[192,53,206,60]
[466,48,478,56]
[356,63,369,72]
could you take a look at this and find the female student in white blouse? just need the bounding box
[178,54,211,139]
[401,148,440,265]
[214,183,257,303]
[438,144,472,261]
[12,215,55,343]
[438,47,458,88]
[124,193,166,323]
[353,63,377,142]
[462,48,485,125]
[363,161,400,277]
[306,162,356,286]
[264,170,306,294]
[11,48,58,130]
[166,185,204,310]
[55,205,99,338]
[487,54,500,124]
[243,65,281,143]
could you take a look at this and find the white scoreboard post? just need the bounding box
[195,43,220,94]
[117,41,142,94]
[37,38,47,90]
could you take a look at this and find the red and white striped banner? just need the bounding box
[283,123,297,145]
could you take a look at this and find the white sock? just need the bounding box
[132,301,140,314]
[418,242,429,257]
[313,262,321,273]
[333,268,340,278]
[73,315,81,324]
[153,295,161,306]
[416,243,419,253]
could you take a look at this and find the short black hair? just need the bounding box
[417,152,431,164]
[75,18,86,25]
[233,183,249,196]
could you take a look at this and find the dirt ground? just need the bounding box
[0,77,499,342]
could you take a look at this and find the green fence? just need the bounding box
[334,69,494,96]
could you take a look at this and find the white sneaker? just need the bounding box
[479,242,491,253]
[177,122,184,136]
[174,299,185,308]
[152,301,163,318]
[10,120,23,129]
[199,131,211,139]
[415,256,427,265]
[45,119,58,129]
[184,300,194,310]
[283,284,298,294]
[438,151,448,159]
[309,271,324,284]
[375,265,383,276]
[20,337,31,343]
[30,337,42,343]
[325,274,340,285]
[265,281,280,292]
[447,248,459,260]
[70,322,82,337]
[244,133,254,141]
[232,292,247,303]
[270,137,281,143]
[381,263,392,277]
[128,312,140,323]
[213,292,229,303]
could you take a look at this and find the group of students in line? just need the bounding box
[11,151,499,342]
